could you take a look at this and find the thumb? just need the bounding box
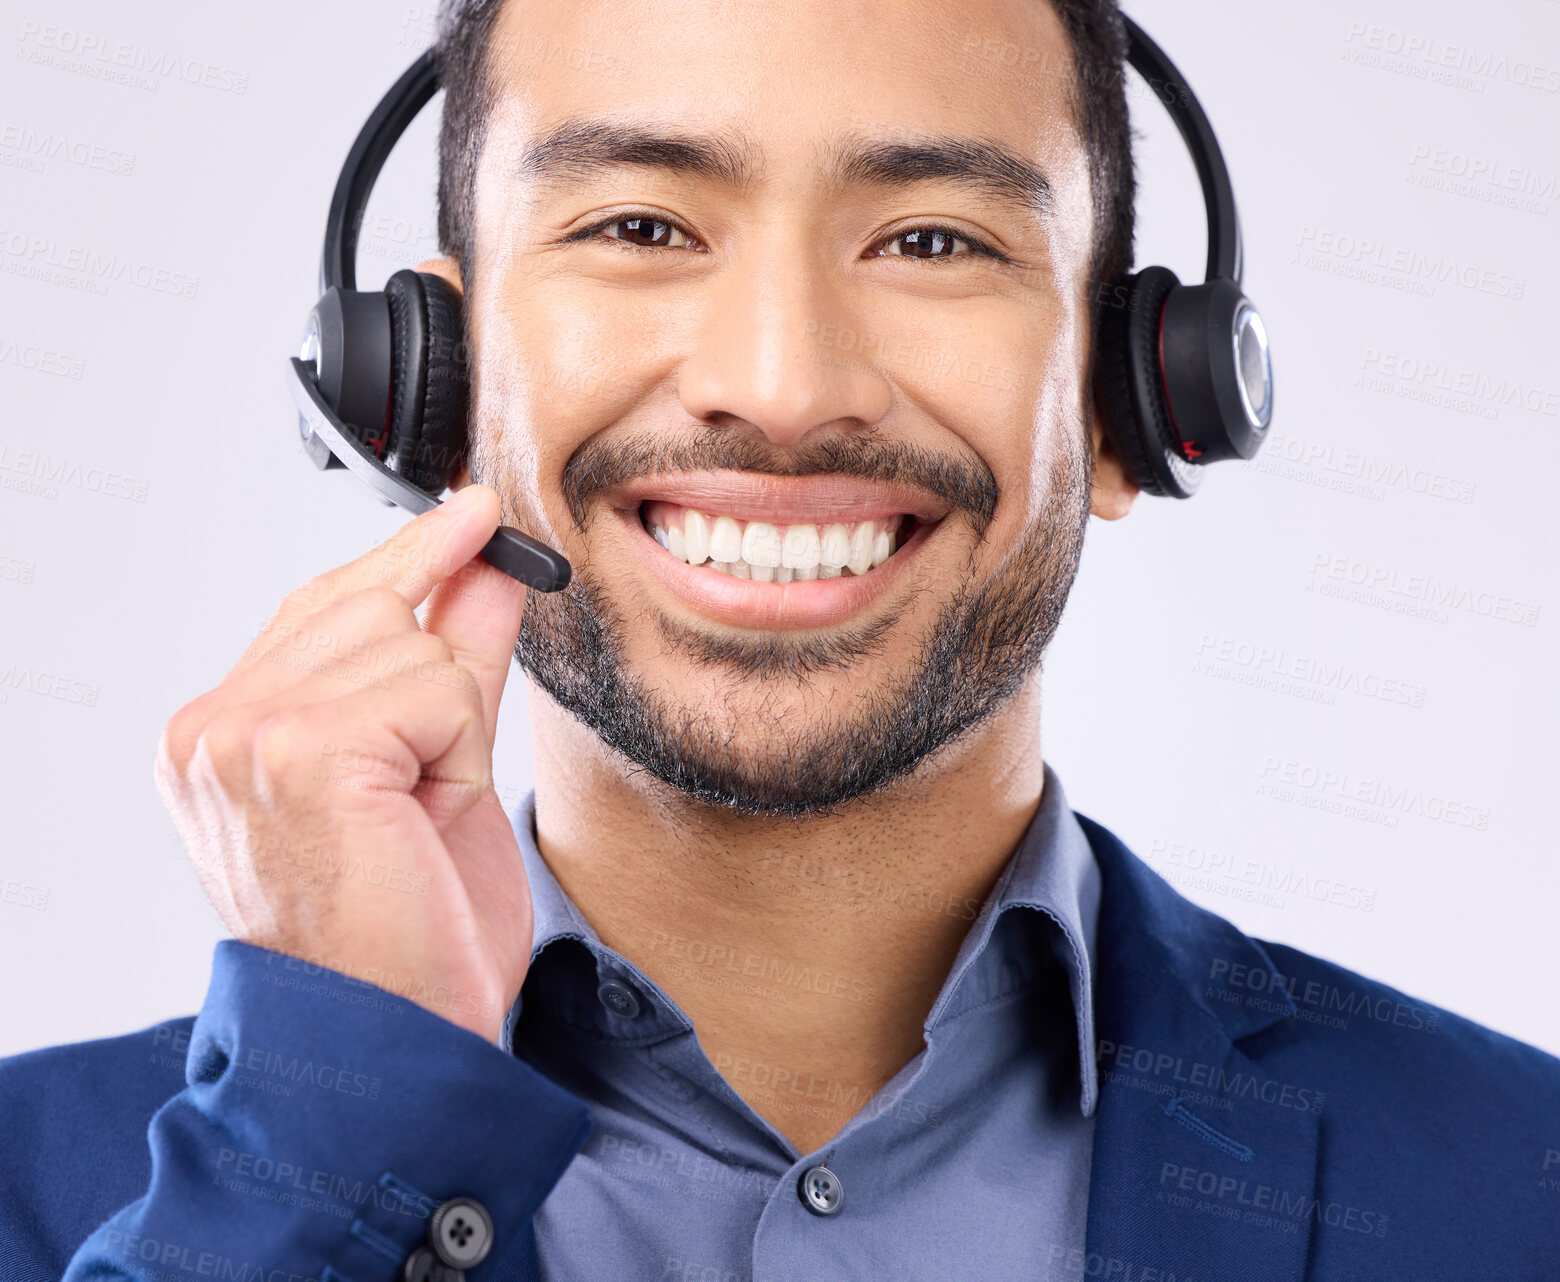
[420,486,530,747]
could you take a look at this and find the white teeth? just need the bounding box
[871,526,893,568]
[709,515,743,563]
[781,524,821,570]
[683,510,711,566]
[740,521,783,568]
[820,523,851,569]
[645,503,914,582]
[847,521,876,576]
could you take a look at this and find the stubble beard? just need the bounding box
[476,425,1093,822]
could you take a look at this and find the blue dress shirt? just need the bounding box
[10,766,1560,1280]
[505,764,1102,1281]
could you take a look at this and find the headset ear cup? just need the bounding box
[1093,266,1202,500]
[384,269,470,494]
[412,272,470,492]
[1094,271,1162,497]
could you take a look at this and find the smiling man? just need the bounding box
[4,0,1559,1279]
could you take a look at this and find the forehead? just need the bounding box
[482,0,1085,192]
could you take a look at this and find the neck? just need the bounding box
[525,674,1047,1154]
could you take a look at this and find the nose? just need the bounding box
[676,232,893,446]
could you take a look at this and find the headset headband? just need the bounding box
[321,52,439,295]
[319,20,1244,296]
[1121,21,1241,284]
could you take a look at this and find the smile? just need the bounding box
[620,500,943,630]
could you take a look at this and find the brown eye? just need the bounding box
[881,228,968,259]
[598,217,692,249]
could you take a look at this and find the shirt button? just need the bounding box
[797,1163,845,1216]
[597,977,642,1019]
[401,1245,464,1282]
[429,1196,495,1268]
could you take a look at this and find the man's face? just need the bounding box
[458,0,1123,819]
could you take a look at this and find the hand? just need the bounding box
[155,486,532,1041]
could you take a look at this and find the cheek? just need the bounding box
[521,286,689,392]
[488,249,710,419]
[897,306,1082,518]
[1022,322,1090,506]
[471,268,699,532]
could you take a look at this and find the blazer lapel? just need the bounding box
[1078,816,1322,1282]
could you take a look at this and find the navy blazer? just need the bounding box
[2,814,1557,1280]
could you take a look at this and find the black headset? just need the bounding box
[286,17,1273,592]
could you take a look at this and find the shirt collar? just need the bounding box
[505,762,1100,1115]
[919,763,1100,1115]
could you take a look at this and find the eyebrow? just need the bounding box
[517,119,755,190]
[831,132,1054,216]
[516,119,1053,215]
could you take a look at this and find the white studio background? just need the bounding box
[1,0,1555,1059]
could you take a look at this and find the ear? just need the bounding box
[1089,402,1139,521]
[414,254,463,299]
[415,257,472,489]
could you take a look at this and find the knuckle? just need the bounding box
[410,630,456,666]
[355,583,417,633]
[418,770,490,817]
[195,708,261,775]
[157,691,218,777]
[249,710,313,784]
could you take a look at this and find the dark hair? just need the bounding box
[435,0,1134,312]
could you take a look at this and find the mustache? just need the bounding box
[557,430,1000,536]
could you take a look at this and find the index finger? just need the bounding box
[419,547,529,749]
[270,485,503,633]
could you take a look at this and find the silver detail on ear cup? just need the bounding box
[297,313,323,446]
[1159,443,1205,497]
[299,313,322,378]
[1233,303,1272,431]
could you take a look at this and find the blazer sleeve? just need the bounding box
[62,939,593,1281]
